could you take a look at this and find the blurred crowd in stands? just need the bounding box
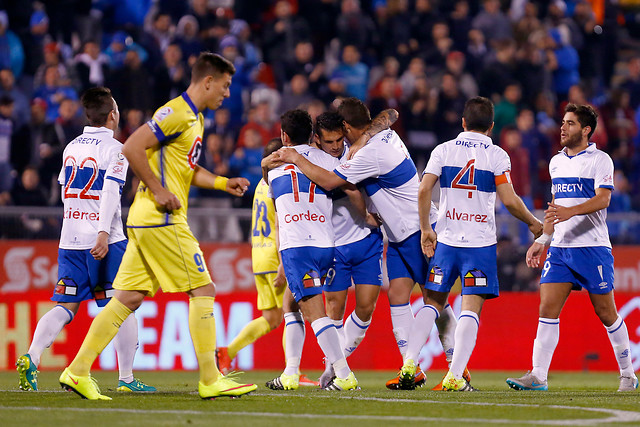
[0,0,639,248]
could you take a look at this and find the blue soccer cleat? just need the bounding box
[117,378,157,392]
[16,354,38,391]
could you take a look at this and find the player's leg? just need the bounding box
[343,284,380,357]
[319,289,347,387]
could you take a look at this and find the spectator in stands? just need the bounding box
[443,51,478,99]
[229,128,264,196]
[203,107,237,155]
[479,38,517,101]
[0,68,30,128]
[278,41,326,99]
[10,165,48,207]
[410,0,441,51]
[22,9,50,78]
[369,56,400,99]
[516,108,552,208]
[500,125,531,201]
[421,21,454,72]
[140,12,174,70]
[402,75,437,168]
[119,108,145,143]
[279,74,314,114]
[369,75,405,138]
[336,0,379,62]
[263,0,311,64]
[620,56,640,111]
[572,0,602,97]
[381,0,412,68]
[26,98,60,195]
[515,42,546,109]
[33,65,79,123]
[0,95,15,205]
[434,72,466,142]
[110,49,152,113]
[175,15,204,67]
[544,28,579,102]
[512,1,542,45]
[237,100,279,148]
[230,19,262,72]
[0,11,25,79]
[399,57,427,102]
[466,28,488,79]
[329,44,369,101]
[153,43,189,107]
[472,0,512,45]
[75,41,110,93]
[189,0,216,41]
[493,82,522,143]
[449,0,471,52]
[600,88,638,173]
[54,98,83,151]
[34,42,78,92]
[105,32,149,70]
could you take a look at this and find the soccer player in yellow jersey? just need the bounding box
[59,53,257,400]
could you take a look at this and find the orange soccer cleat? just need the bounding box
[385,365,427,390]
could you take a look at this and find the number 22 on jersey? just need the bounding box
[451,159,476,199]
[63,156,100,200]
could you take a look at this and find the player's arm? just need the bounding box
[526,196,556,268]
[191,165,249,197]
[90,178,121,260]
[342,184,380,227]
[122,124,181,211]
[546,187,611,224]
[496,180,543,238]
[276,148,347,190]
[418,173,438,257]
[261,152,283,184]
[347,109,399,160]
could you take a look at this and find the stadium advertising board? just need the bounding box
[1,241,640,372]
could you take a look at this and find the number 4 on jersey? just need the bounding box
[451,159,476,199]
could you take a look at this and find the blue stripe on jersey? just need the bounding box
[552,177,595,199]
[271,173,328,199]
[64,167,105,190]
[147,120,181,144]
[181,92,199,115]
[359,157,417,196]
[106,176,125,185]
[440,166,496,193]
[160,146,169,225]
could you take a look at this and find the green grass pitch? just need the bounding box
[2,370,640,426]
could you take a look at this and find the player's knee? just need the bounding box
[355,302,376,322]
[594,306,618,327]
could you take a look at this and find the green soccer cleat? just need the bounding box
[399,359,417,390]
[199,372,257,399]
[266,373,300,390]
[322,372,360,391]
[16,354,38,391]
[59,367,112,400]
[117,378,157,392]
[442,371,476,391]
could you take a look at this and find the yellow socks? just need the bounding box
[189,296,220,385]
[69,298,132,376]
[228,316,271,359]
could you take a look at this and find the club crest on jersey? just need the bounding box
[187,136,203,169]
[153,106,173,122]
[464,269,487,287]
[117,152,125,161]
[429,266,443,284]
[55,277,78,296]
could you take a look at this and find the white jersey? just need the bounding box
[334,129,436,243]
[268,144,339,250]
[57,126,128,249]
[332,146,371,247]
[425,131,511,248]
[549,143,613,248]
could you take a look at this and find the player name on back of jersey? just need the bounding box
[445,207,488,223]
[63,206,99,221]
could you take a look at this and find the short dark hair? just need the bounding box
[564,103,598,139]
[463,96,494,133]
[81,87,114,126]
[264,137,283,158]
[281,109,313,145]
[337,97,371,129]
[191,52,236,82]
[314,111,344,138]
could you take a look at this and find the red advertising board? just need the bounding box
[1,241,640,372]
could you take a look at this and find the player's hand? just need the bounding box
[275,147,302,164]
[365,212,382,228]
[273,265,286,288]
[529,219,544,239]
[421,229,437,258]
[153,187,181,212]
[90,231,109,260]
[347,134,367,160]
[226,177,249,197]
[525,242,546,268]
[261,152,283,171]
[545,202,574,224]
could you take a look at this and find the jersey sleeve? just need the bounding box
[333,144,380,184]
[105,145,129,186]
[492,147,512,176]
[595,152,615,190]
[146,104,190,145]
[424,144,444,176]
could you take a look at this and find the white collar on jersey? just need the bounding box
[82,126,114,137]
[457,131,493,144]
[560,142,595,158]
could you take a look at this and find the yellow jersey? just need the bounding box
[251,179,279,274]
[127,93,204,227]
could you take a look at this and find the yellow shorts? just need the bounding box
[113,224,212,296]
[255,272,285,310]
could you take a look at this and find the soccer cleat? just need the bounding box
[506,371,548,391]
[618,375,639,392]
[265,373,300,390]
[199,372,257,399]
[59,368,112,400]
[386,365,426,390]
[319,358,335,388]
[116,378,157,392]
[16,354,38,391]
[442,371,476,391]
[215,347,232,375]
[322,372,359,391]
[432,368,472,391]
[299,374,320,387]
[399,359,417,390]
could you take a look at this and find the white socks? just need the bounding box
[605,315,634,377]
[531,317,560,382]
[27,305,74,367]
[435,304,457,363]
[390,303,414,358]
[450,310,479,379]
[114,312,138,383]
[283,312,305,376]
[311,317,350,379]
[331,318,345,351]
[405,305,439,362]
[343,311,371,357]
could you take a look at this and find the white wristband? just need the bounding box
[535,233,552,246]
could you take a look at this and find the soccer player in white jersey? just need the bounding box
[400,96,542,391]
[16,87,154,393]
[267,109,359,391]
[275,97,463,390]
[507,104,638,392]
